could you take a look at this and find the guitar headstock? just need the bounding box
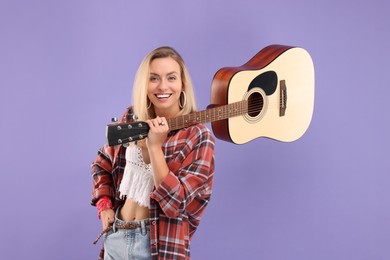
[106,121,149,146]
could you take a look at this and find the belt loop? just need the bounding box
[112,219,117,233]
[113,206,122,233]
[140,220,145,235]
[141,220,148,236]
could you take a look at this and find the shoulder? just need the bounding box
[99,142,126,162]
[193,123,214,138]
[119,106,134,123]
[177,124,215,145]
[164,124,215,160]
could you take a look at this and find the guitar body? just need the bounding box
[210,45,315,144]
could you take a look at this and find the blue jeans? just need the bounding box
[103,209,151,260]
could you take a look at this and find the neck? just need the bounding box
[167,100,249,131]
[153,107,181,119]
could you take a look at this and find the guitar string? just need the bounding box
[115,100,273,131]
[168,100,268,130]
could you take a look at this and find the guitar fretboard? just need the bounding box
[167,100,248,131]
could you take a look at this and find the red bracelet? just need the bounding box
[96,196,112,219]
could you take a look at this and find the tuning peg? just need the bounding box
[127,114,139,121]
[111,117,118,123]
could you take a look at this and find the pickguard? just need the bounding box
[248,71,277,95]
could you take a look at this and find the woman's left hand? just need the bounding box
[146,116,169,149]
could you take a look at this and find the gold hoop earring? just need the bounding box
[147,99,152,109]
[179,91,187,109]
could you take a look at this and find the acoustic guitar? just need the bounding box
[106,44,315,146]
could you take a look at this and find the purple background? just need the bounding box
[1,0,389,259]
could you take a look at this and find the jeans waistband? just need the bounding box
[113,206,149,233]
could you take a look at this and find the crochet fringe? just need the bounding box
[119,145,154,208]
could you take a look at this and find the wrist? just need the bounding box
[148,144,163,155]
[96,196,112,219]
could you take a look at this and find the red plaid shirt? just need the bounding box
[91,111,215,259]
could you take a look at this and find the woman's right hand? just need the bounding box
[100,208,115,229]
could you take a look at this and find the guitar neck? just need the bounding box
[167,100,248,131]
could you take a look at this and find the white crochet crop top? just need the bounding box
[118,145,154,208]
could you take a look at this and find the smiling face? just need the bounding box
[147,57,183,118]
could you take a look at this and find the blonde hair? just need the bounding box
[132,46,197,121]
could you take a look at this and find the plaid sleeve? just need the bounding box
[150,125,215,219]
[91,145,118,206]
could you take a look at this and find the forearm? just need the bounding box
[96,196,113,218]
[148,145,169,188]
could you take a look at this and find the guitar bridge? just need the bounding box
[279,80,287,117]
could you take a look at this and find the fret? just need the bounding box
[195,112,200,123]
[217,107,221,120]
[168,118,174,130]
[167,100,247,131]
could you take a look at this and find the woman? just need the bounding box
[91,46,215,259]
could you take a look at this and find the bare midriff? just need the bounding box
[119,198,149,221]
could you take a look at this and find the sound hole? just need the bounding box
[247,91,264,118]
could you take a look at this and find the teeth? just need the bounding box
[156,94,171,98]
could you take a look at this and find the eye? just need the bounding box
[149,75,159,82]
[168,75,177,81]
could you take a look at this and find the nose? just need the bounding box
[157,78,168,90]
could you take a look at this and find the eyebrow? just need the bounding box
[149,71,179,76]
